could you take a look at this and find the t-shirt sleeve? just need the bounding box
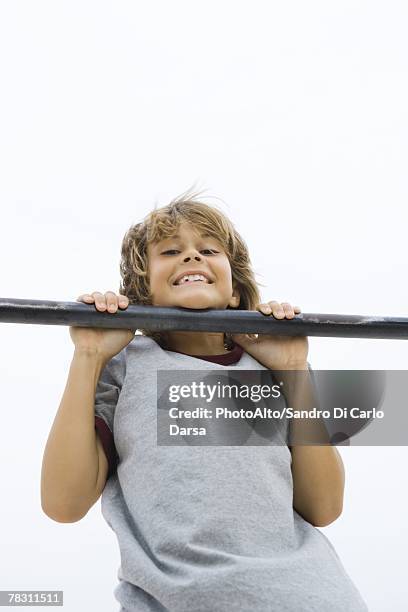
[94,351,125,479]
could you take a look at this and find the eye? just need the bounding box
[161,249,219,255]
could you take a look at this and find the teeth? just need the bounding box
[176,274,209,285]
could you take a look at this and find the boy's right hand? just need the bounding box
[70,291,136,364]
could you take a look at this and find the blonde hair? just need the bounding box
[119,185,264,349]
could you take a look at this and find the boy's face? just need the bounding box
[146,221,240,310]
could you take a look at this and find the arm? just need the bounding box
[41,348,109,523]
[283,365,345,527]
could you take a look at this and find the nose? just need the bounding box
[183,252,202,263]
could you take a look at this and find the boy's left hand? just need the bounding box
[231,301,309,370]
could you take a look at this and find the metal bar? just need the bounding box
[0,297,407,339]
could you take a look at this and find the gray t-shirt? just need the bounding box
[94,335,368,612]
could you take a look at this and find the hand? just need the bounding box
[69,291,136,364]
[231,300,308,370]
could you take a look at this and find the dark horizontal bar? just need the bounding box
[0,297,407,339]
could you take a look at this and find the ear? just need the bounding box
[228,284,240,308]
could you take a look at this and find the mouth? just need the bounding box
[172,273,214,286]
[173,280,213,287]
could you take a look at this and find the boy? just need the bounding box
[41,189,368,611]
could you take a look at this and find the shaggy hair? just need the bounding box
[118,185,264,350]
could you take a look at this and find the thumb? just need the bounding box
[231,333,259,346]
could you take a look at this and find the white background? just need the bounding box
[0,1,407,610]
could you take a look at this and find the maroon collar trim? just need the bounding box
[166,342,244,365]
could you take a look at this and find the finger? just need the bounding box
[281,302,295,319]
[91,291,106,310]
[256,303,272,315]
[232,333,259,345]
[267,301,285,319]
[104,291,119,313]
[118,294,129,308]
[77,294,94,303]
[259,300,280,316]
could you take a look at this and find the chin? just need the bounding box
[173,296,220,309]
[177,301,215,310]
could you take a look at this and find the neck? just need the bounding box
[163,331,229,355]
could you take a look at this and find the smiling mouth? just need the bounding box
[173,280,213,287]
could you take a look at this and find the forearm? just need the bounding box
[41,348,106,520]
[290,444,345,526]
[281,365,345,526]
